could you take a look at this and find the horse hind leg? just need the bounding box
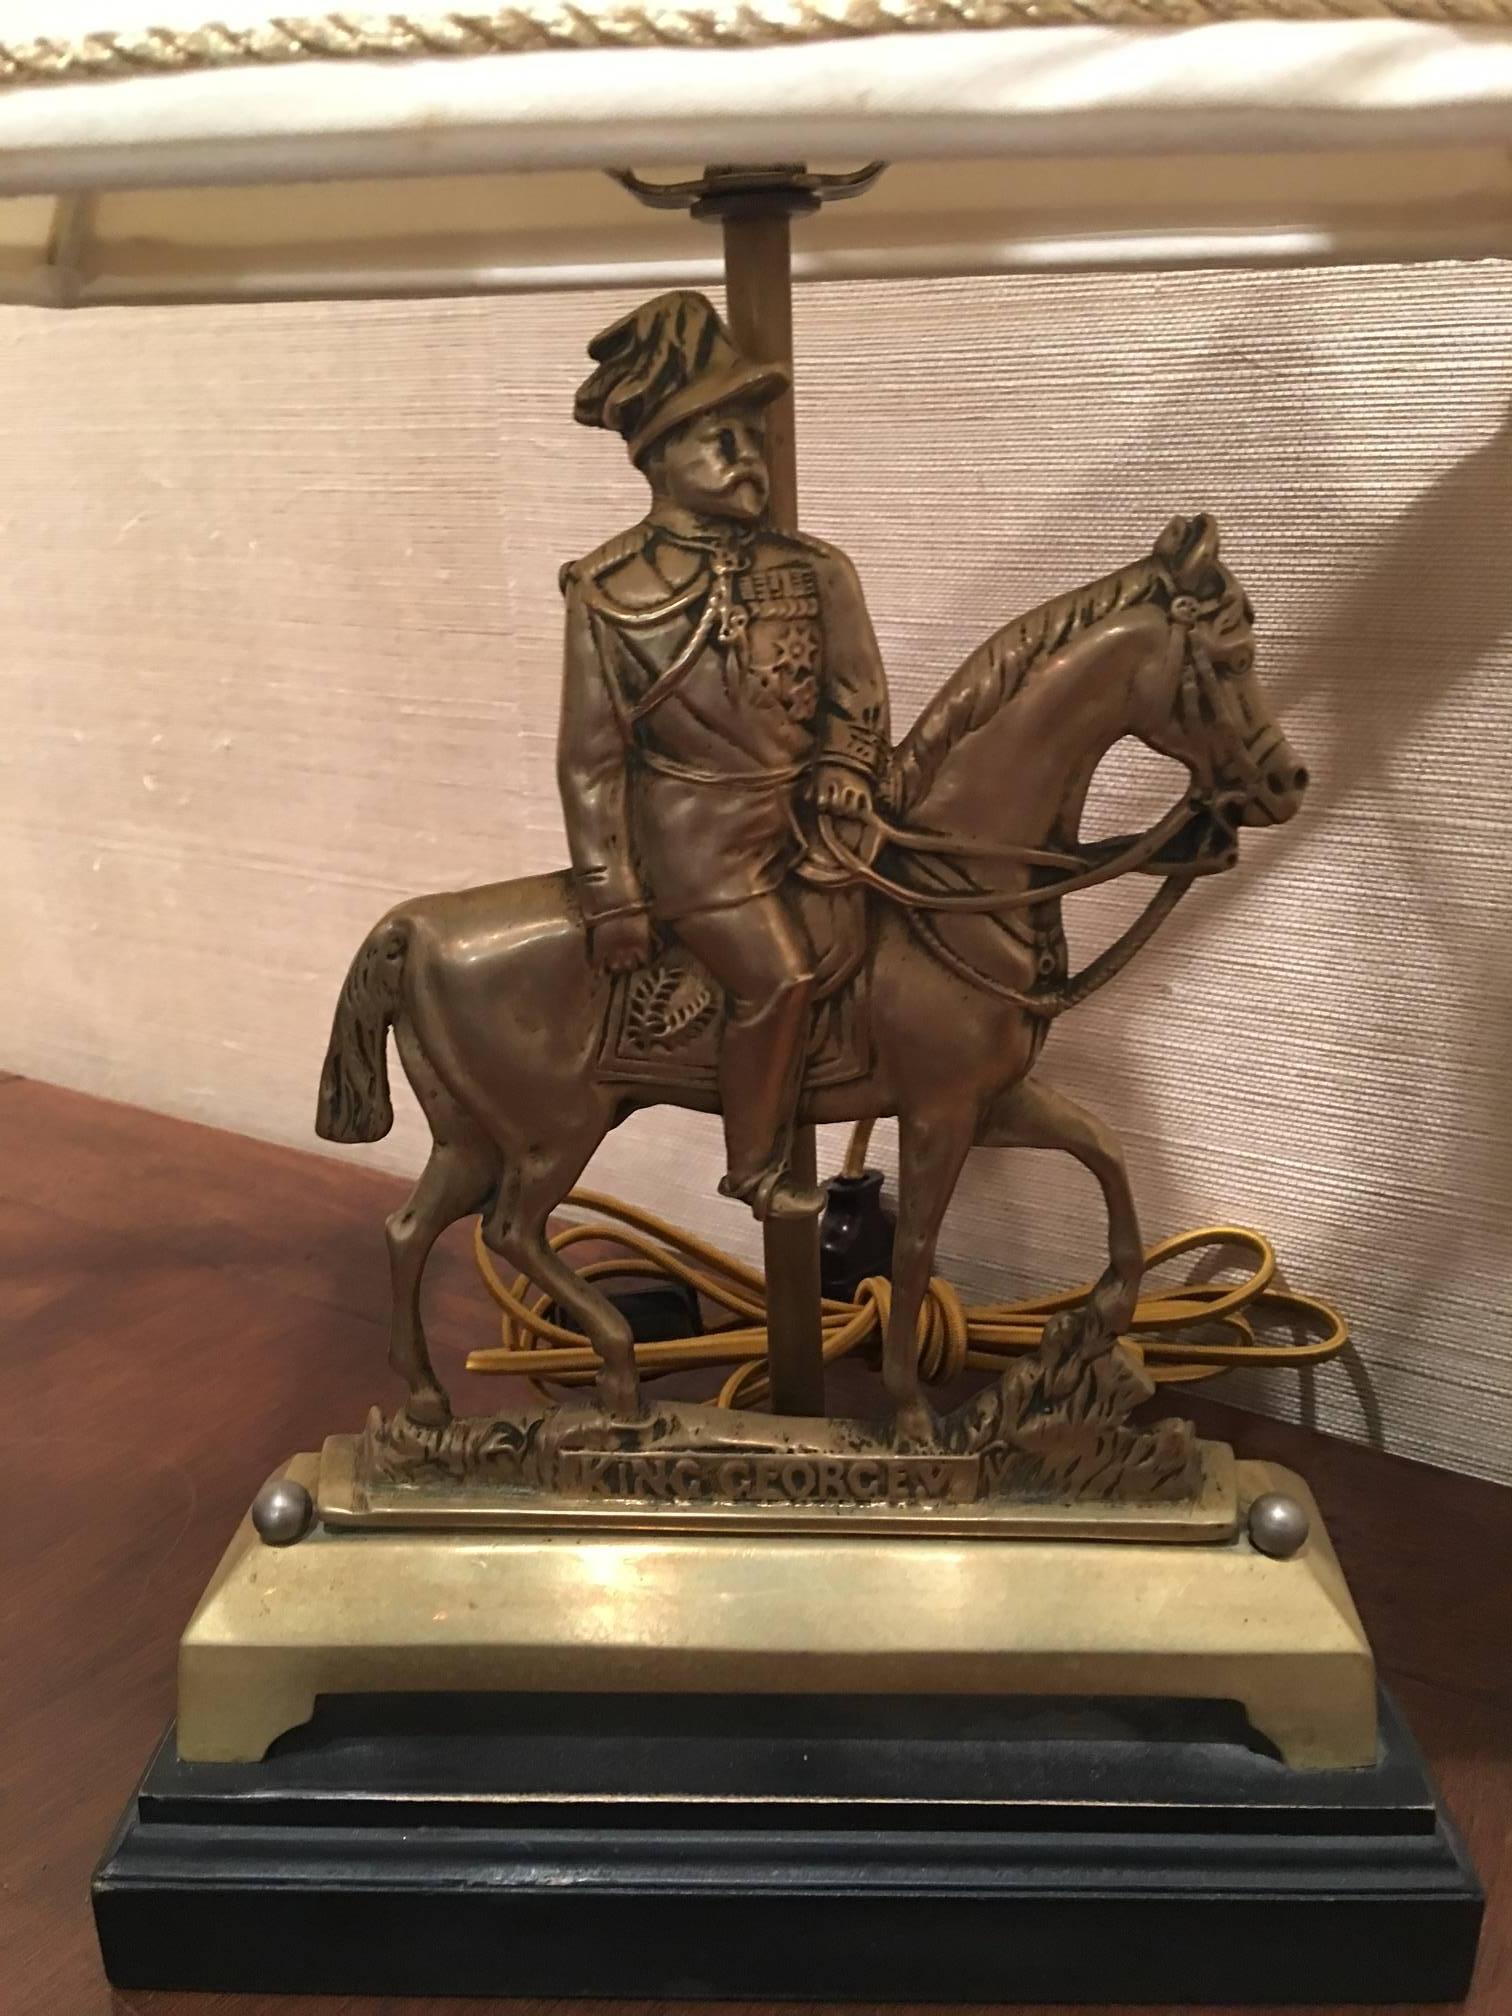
[480,1122,643,1422]
[386,1024,500,1426]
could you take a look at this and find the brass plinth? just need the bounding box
[178,1455,1374,1771]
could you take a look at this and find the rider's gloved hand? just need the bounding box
[814,763,874,820]
[589,912,655,973]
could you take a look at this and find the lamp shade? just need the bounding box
[3,7,1512,298]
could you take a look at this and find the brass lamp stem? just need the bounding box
[718,185,820,1417]
[721,207,799,531]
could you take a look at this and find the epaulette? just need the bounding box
[783,529,840,564]
[558,522,650,598]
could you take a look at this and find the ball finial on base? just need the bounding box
[251,1476,313,1547]
[1248,1490,1310,1560]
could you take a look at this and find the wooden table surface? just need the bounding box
[2,1074,1508,2016]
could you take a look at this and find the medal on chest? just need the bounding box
[712,548,823,721]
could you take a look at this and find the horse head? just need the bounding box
[1139,512,1308,830]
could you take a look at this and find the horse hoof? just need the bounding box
[598,1373,647,1423]
[892,1402,939,1451]
[403,1390,451,1430]
[1088,1282,1137,1339]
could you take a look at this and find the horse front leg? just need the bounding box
[884,1104,976,1446]
[980,1076,1143,1345]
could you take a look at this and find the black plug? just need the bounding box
[820,1168,896,1303]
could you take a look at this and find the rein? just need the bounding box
[912,876,1194,1019]
[820,809,1203,1019]
[819,591,1244,1019]
[824,797,1201,916]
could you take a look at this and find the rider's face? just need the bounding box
[652,406,770,524]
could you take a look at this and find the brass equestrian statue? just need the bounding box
[317,506,1305,1447]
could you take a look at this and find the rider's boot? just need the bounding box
[715,976,824,1221]
[718,1164,826,1221]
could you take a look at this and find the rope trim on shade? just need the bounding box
[5,0,1512,90]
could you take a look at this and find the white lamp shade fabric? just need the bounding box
[1,8,1512,302]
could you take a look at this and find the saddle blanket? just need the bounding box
[597,945,869,1091]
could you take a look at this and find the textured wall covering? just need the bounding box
[3,267,1510,1482]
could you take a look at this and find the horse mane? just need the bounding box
[889,555,1165,815]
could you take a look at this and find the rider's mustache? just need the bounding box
[715,463,767,495]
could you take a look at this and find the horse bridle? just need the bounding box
[1166,588,1268,814]
[817,580,1253,1018]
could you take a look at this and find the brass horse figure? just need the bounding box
[317,513,1305,1444]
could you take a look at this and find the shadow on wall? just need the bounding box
[944,385,1512,1459]
[1204,401,1512,1451]
[1270,401,1512,1446]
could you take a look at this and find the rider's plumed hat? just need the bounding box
[574,291,788,465]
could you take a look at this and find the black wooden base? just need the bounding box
[94,1687,1482,2004]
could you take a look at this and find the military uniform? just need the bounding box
[557,288,890,1217]
[558,513,888,926]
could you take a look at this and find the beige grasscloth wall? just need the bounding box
[3,267,1510,1482]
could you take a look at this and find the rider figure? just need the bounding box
[558,291,890,1221]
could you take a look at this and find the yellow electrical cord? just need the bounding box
[465,1129,1347,1407]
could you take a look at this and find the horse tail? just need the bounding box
[315,916,409,1143]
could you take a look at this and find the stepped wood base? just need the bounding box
[94,1686,1482,2003]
